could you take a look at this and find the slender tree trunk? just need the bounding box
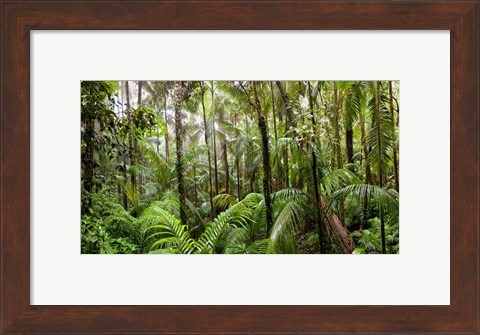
[136,81,142,194]
[270,82,282,191]
[155,83,160,154]
[117,81,126,208]
[275,81,291,188]
[358,95,370,230]
[211,82,219,195]
[156,108,160,154]
[307,82,325,253]
[193,165,198,207]
[284,148,290,188]
[275,81,294,127]
[200,83,214,221]
[125,81,136,190]
[164,90,169,159]
[249,171,255,193]
[234,112,242,199]
[82,115,95,214]
[345,84,354,165]
[333,82,345,222]
[359,101,371,184]
[137,81,142,106]
[220,108,230,194]
[346,129,354,165]
[376,81,386,254]
[236,156,241,198]
[223,145,229,194]
[119,81,128,209]
[174,81,187,227]
[245,116,253,193]
[252,81,273,234]
[333,82,342,169]
[389,81,399,192]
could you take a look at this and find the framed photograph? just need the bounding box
[1,1,478,334]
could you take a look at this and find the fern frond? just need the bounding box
[196,202,253,253]
[213,193,238,211]
[331,184,398,217]
[141,203,195,254]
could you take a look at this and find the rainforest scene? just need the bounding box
[81,81,399,254]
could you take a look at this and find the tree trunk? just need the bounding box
[389,81,399,192]
[307,81,325,253]
[137,81,142,106]
[211,82,219,196]
[234,112,242,199]
[252,82,273,233]
[193,165,198,207]
[320,196,354,253]
[275,81,294,128]
[275,81,291,188]
[136,81,142,193]
[270,82,282,192]
[200,82,214,221]
[249,170,255,193]
[220,107,230,194]
[346,128,354,165]
[82,115,95,214]
[236,156,241,199]
[119,81,128,209]
[222,144,229,194]
[333,82,342,169]
[174,81,187,227]
[125,81,136,190]
[359,99,371,184]
[358,100,370,230]
[333,82,345,222]
[245,116,252,193]
[345,83,354,165]
[164,88,169,159]
[376,81,386,254]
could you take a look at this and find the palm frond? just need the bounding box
[366,95,395,176]
[213,193,238,211]
[267,201,305,254]
[141,204,195,254]
[331,184,398,216]
[322,168,362,195]
[195,202,253,253]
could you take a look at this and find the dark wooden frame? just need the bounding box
[1,1,478,334]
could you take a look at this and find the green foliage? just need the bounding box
[352,247,365,254]
[197,201,253,253]
[268,201,304,253]
[331,184,399,216]
[321,168,362,195]
[142,199,254,254]
[350,217,399,254]
[213,193,238,211]
[143,205,196,254]
[81,81,119,211]
[124,181,140,216]
[118,106,158,138]
[81,215,139,254]
[366,92,395,177]
[81,81,400,255]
